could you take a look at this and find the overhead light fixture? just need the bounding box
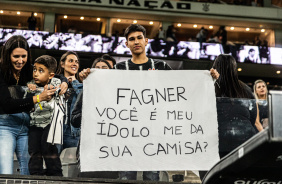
[80,16,84,20]
[193,24,197,28]
[237,68,242,72]
[261,29,265,32]
[64,15,68,19]
[230,27,235,30]
[0,10,4,14]
[117,19,121,22]
[34,12,38,16]
[209,25,213,29]
[246,28,250,31]
[149,21,153,25]
[17,11,20,15]
[97,18,101,21]
[177,23,181,27]
[277,71,281,74]
[133,20,137,24]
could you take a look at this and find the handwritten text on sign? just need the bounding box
[80,70,219,171]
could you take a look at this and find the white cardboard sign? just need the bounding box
[80,69,219,171]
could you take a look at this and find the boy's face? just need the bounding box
[33,63,54,86]
[126,31,148,56]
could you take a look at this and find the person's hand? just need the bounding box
[79,68,91,82]
[38,85,57,102]
[67,76,76,83]
[59,82,68,95]
[27,84,37,91]
[210,68,220,80]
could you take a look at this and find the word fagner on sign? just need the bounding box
[68,0,191,10]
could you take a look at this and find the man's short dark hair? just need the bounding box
[34,55,57,73]
[101,54,116,66]
[249,48,255,53]
[124,24,146,40]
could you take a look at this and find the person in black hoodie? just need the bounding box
[212,54,259,148]
[200,54,259,180]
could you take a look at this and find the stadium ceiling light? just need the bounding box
[64,15,68,19]
[277,71,281,74]
[246,28,250,31]
[193,24,197,28]
[177,23,181,27]
[261,29,265,32]
[149,21,153,25]
[230,27,235,30]
[237,68,242,72]
[80,16,84,20]
[117,19,121,22]
[0,10,4,14]
[97,18,101,21]
[17,11,20,15]
[209,25,213,29]
[133,20,137,24]
[34,12,37,16]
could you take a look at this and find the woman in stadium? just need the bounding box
[253,79,268,129]
[212,54,259,156]
[56,51,82,153]
[0,35,58,175]
[201,54,260,180]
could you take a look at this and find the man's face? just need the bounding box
[250,51,255,57]
[126,31,148,56]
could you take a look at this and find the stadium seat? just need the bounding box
[59,147,79,177]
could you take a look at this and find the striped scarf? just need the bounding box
[47,94,65,145]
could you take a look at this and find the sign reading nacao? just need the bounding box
[35,0,191,10]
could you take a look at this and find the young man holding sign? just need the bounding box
[114,24,220,181]
[79,24,171,181]
[115,24,172,181]
[77,24,220,181]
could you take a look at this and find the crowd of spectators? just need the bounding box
[0,19,273,183]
